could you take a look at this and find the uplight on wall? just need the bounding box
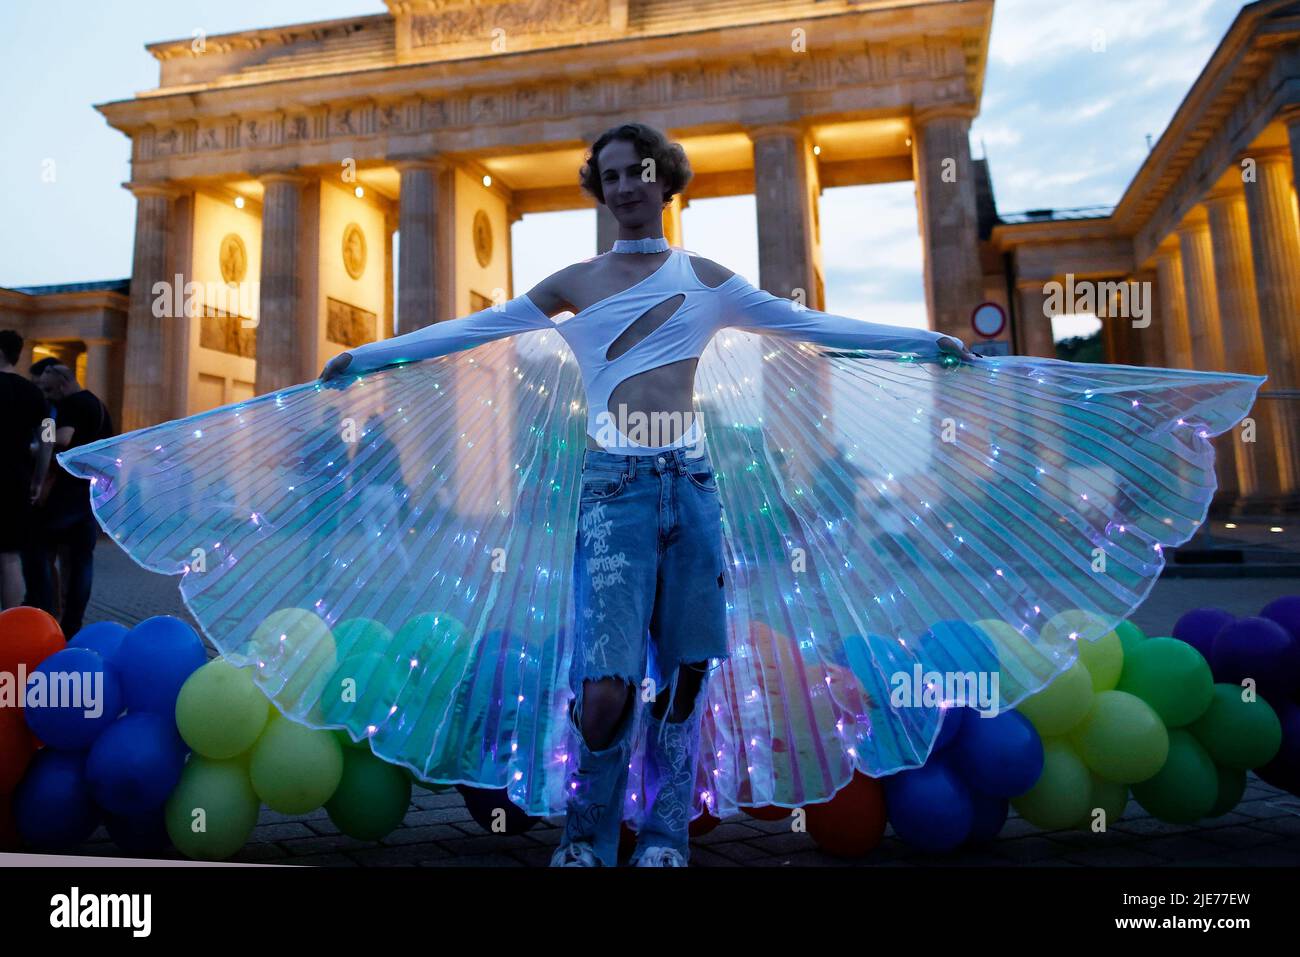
[355,186,365,198]
[234,196,245,209]
[482,174,492,188]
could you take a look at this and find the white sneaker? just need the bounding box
[634,846,687,867]
[550,841,600,867]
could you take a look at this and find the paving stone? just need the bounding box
[1196,825,1285,848]
[378,824,467,845]
[440,834,542,856]
[1248,815,1300,838]
[400,807,475,827]
[708,840,773,863]
[280,834,374,856]
[348,844,455,866]
[685,847,742,867]
[691,821,766,845]
[1135,834,1230,862]
[250,821,316,842]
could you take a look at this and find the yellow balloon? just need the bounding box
[248,608,338,718]
[1012,738,1092,830]
[1017,660,1094,737]
[1069,690,1170,784]
[1044,609,1122,691]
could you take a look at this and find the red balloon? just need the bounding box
[0,707,35,793]
[805,771,888,858]
[743,804,794,822]
[0,606,65,678]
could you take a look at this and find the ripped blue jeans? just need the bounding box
[559,444,730,865]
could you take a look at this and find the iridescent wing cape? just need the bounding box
[60,328,1265,818]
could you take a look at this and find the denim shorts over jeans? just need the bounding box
[559,442,730,865]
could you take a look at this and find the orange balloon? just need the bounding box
[805,771,888,858]
[0,606,65,677]
[0,707,35,794]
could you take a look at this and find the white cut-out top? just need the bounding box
[345,248,963,455]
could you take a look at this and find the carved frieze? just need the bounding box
[406,0,611,48]
[135,42,969,163]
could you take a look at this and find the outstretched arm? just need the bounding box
[320,293,555,380]
[718,272,974,360]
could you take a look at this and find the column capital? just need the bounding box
[1243,146,1292,167]
[1203,185,1245,208]
[1277,102,1300,125]
[1175,207,1210,233]
[392,156,450,175]
[124,181,181,200]
[746,123,808,143]
[1154,236,1182,258]
[913,102,979,127]
[257,170,310,187]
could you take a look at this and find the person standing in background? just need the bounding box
[33,362,113,636]
[0,331,51,608]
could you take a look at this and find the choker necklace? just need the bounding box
[611,236,671,254]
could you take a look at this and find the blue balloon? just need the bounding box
[949,708,1044,798]
[68,621,130,663]
[1172,607,1234,672]
[13,749,100,849]
[884,759,973,852]
[966,789,1009,844]
[23,647,123,749]
[105,809,172,856]
[1261,596,1300,643]
[933,705,966,752]
[86,712,189,815]
[115,616,207,718]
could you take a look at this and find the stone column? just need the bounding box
[1177,212,1238,503]
[1153,242,1194,369]
[1242,148,1300,388]
[1014,279,1056,357]
[1242,147,1300,502]
[1203,188,1286,503]
[662,194,685,247]
[1176,213,1227,371]
[750,124,822,308]
[1129,270,1161,366]
[81,338,115,409]
[122,183,178,431]
[913,105,983,341]
[396,160,447,332]
[256,172,311,395]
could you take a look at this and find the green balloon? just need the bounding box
[1132,729,1218,823]
[1019,660,1094,737]
[1114,620,1147,657]
[1117,637,1214,728]
[165,756,261,861]
[175,659,271,759]
[1012,738,1093,829]
[1188,684,1282,769]
[1069,690,1169,783]
[325,748,412,840]
[1076,772,1129,832]
[249,714,345,814]
[1208,764,1247,818]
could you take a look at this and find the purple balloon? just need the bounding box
[1261,595,1300,643]
[1212,617,1300,702]
[1172,607,1235,670]
[1255,699,1300,795]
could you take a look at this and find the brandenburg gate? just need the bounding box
[92,0,993,431]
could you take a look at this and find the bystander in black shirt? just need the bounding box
[0,371,49,550]
[45,388,113,528]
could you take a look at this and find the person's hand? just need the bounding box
[937,336,984,362]
[319,352,354,383]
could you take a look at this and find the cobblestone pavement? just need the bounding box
[62,536,1300,867]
